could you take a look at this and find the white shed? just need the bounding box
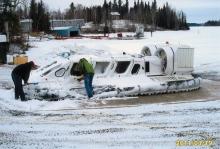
[20,19,33,33]
[0,34,8,64]
[0,34,6,42]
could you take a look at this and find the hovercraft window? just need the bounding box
[145,62,150,72]
[132,64,140,75]
[70,63,81,76]
[95,62,109,74]
[115,61,130,74]
[55,68,66,77]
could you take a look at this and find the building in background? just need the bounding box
[110,12,120,20]
[50,19,84,37]
[20,19,32,33]
[51,26,81,37]
[110,12,120,32]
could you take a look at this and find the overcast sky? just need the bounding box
[42,0,220,23]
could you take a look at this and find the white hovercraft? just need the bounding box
[26,43,200,100]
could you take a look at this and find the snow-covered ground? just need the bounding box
[0,27,220,148]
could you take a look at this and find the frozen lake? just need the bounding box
[0,27,220,148]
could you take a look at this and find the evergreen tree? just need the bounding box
[29,0,50,32]
[112,0,118,11]
[37,0,44,31]
[103,0,109,24]
[118,0,122,18]
[85,7,92,22]
[125,0,129,14]
[29,0,38,31]
[96,6,102,24]
[134,1,137,13]
[65,2,75,19]
[151,0,157,29]
[108,1,112,14]
[0,0,21,37]
[140,0,144,22]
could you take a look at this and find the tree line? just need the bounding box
[1,0,189,37]
[204,20,220,26]
[52,0,189,30]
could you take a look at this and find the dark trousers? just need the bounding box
[84,74,94,98]
[11,73,25,101]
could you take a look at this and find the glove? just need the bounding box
[77,78,82,82]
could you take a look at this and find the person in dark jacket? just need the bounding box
[77,58,94,98]
[11,61,38,101]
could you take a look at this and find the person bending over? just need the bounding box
[77,58,94,98]
[11,61,38,101]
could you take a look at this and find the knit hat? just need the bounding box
[29,61,39,69]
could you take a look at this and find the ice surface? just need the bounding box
[0,27,220,148]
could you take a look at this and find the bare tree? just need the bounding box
[12,0,29,8]
[0,0,29,12]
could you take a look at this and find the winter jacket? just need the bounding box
[79,58,94,74]
[12,62,33,83]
